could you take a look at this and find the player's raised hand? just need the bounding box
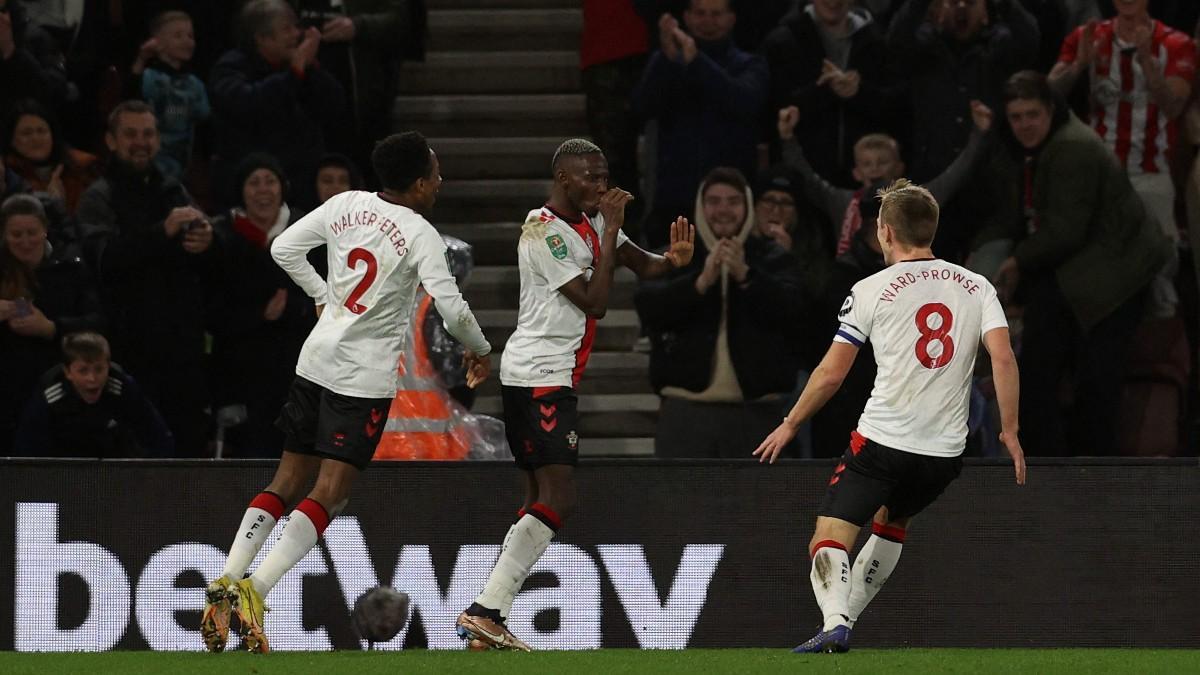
[777,106,800,140]
[999,430,1026,485]
[752,421,797,464]
[664,217,695,268]
[463,350,491,389]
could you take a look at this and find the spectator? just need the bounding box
[2,99,100,216]
[583,0,650,230]
[292,0,424,185]
[633,0,768,249]
[209,0,347,212]
[1049,0,1195,318]
[762,0,905,188]
[777,101,992,261]
[77,100,220,457]
[0,194,103,454]
[751,166,832,266]
[889,0,1039,182]
[130,10,211,182]
[635,167,805,457]
[973,71,1170,456]
[13,331,173,457]
[808,217,888,457]
[314,152,365,204]
[0,0,73,122]
[210,153,314,457]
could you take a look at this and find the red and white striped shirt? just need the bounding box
[1059,19,1196,175]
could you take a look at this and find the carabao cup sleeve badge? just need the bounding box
[546,234,569,260]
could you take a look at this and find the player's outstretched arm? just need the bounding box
[753,341,858,464]
[416,231,492,359]
[618,216,695,280]
[983,327,1026,485]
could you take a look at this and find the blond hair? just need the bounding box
[876,178,939,247]
[854,133,901,161]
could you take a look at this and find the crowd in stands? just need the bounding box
[591,0,1200,458]
[1,0,1197,459]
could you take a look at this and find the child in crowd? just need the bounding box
[13,332,174,457]
[777,102,992,256]
[132,10,211,181]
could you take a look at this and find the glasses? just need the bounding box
[758,196,795,209]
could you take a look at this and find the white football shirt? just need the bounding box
[833,259,1007,457]
[271,190,491,399]
[501,206,629,388]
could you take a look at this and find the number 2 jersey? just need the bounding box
[500,206,629,389]
[271,190,491,399]
[833,259,1007,457]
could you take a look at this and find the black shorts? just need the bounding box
[818,431,963,525]
[501,385,579,471]
[274,376,392,471]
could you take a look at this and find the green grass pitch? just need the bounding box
[2,649,1197,674]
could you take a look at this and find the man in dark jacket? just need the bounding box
[77,100,220,456]
[209,0,346,211]
[632,0,768,249]
[290,0,421,186]
[974,70,1170,456]
[13,331,173,457]
[635,166,806,457]
[762,0,905,188]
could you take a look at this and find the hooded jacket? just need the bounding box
[635,178,806,401]
[976,104,1170,330]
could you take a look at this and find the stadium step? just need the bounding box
[579,437,655,458]
[472,350,654,397]
[436,222,520,265]
[398,51,579,95]
[474,393,660,438]
[427,9,581,52]
[428,0,579,9]
[435,178,551,223]
[431,136,563,180]
[477,309,640,352]
[393,94,587,138]
[465,265,638,310]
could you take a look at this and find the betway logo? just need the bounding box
[13,502,724,651]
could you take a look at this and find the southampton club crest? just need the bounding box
[546,234,568,260]
[839,291,854,319]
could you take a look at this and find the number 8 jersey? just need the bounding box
[271,190,491,399]
[833,259,1007,457]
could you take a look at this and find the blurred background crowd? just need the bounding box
[1,0,1196,460]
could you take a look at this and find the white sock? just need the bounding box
[496,521,521,620]
[475,514,555,614]
[221,497,283,583]
[809,543,851,631]
[249,509,319,597]
[847,534,903,628]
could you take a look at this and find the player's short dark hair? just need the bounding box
[701,166,748,198]
[236,0,292,53]
[877,178,938,247]
[551,138,603,173]
[106,100,156,135]
[372,131,433,192]
[61,332,111,366]
[1003,70,1055,109]
[149,9,191,35]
